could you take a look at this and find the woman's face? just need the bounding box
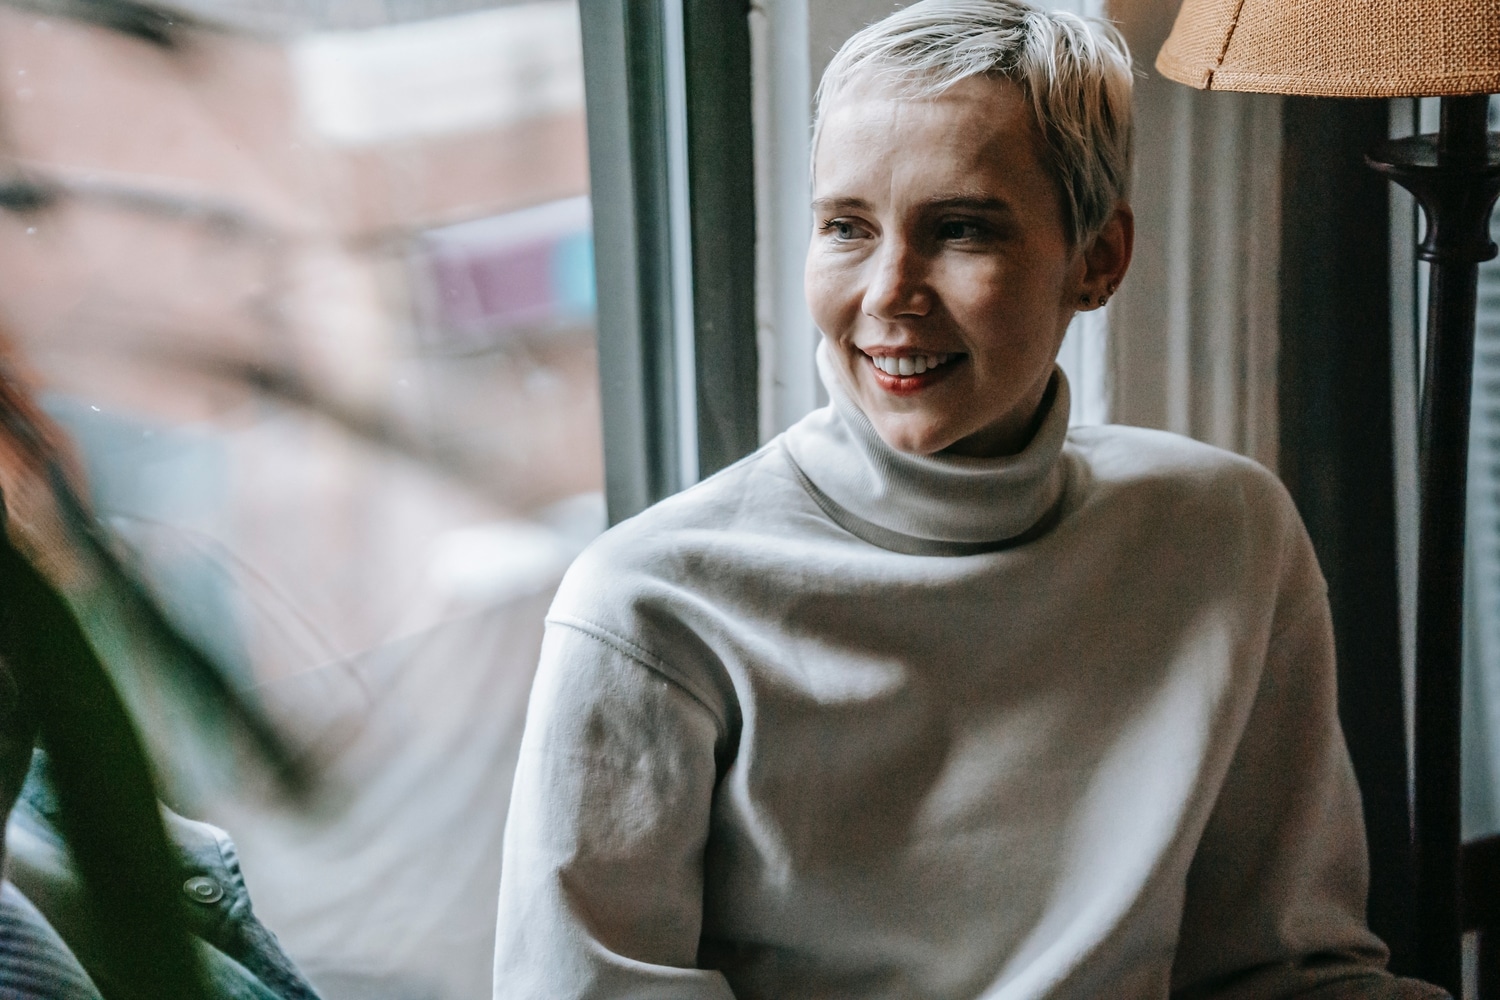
[805,74,1129,457]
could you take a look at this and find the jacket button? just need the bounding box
[183,876,224,904]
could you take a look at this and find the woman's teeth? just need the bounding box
[869,353,953,377]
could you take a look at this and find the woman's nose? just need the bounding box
[861,240,932,320]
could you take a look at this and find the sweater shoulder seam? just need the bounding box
[546,613,729,738]
[1266,500,1326,653]
[1264,582,1327,661]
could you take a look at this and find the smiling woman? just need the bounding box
[490,2,1447,999]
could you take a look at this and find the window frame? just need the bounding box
[579,0,759,524]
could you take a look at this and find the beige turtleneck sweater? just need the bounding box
[492,347,1443,1000]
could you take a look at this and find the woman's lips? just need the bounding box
[864,352,963,395]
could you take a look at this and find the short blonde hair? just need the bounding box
[814,0,1133,246]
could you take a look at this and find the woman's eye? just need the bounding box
[819,219,862,241]
[937,220,984,241]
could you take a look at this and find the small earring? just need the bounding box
[1099,295,1110,307]
[1078,293,1092,306]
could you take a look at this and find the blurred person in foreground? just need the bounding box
[492,2,1444,997]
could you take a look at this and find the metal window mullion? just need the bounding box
[682,0,759,479]
[662,0,701,489]
[580,1,682,523]
[581,0,759,524]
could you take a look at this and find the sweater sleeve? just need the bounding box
[1169,524,1447,1000]
[492,621,736,1000]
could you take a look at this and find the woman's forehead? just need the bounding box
[812,76,1048,195]
[821,70,1024,121]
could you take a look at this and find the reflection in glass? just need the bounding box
[0,2,599,997]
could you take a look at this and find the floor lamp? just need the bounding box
[1156,1,1500,995]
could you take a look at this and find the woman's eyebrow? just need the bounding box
[812,195,1015,215]
[811,197,871,214]
[923,195,1013,214]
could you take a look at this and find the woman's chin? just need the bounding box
[867,417,957,457]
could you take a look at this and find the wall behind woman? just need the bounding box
[1105,0,1281,470]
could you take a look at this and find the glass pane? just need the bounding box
[0,2,599,997]
[1461,97,1500,841]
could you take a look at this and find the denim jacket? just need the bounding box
[1,752,322,1000]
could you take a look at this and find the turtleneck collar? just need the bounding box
[781,341,1071,556]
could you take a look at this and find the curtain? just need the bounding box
[1105,0,1282,469]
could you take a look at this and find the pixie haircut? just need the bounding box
[814,0,1133,247]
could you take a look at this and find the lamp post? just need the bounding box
[1156,2,1500,995]
[1368,96,1500,992]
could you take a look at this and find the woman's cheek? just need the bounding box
[805,262,855,335]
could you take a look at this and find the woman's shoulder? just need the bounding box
[543,441,827,701]
[1065,423,1298,526]
[550,440,811,613]
[1069,423,1281,485]
[594,439,808,547]
[1064,424,1316,609]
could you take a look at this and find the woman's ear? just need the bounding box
[1076,202,1134,309]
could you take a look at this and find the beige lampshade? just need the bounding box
[1155,0,1500,97]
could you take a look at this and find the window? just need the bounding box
[1453,97,1500,840]
[0,3,599,997]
